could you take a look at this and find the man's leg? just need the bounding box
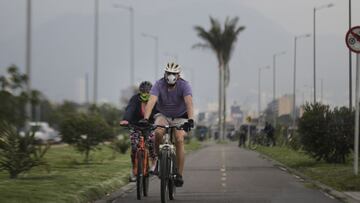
[154,115,168,156]
[175,129,186,175]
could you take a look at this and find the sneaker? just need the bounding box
[174,174,184,187]
[149,160,159,176]
[129,169,136,182]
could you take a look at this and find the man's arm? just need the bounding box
[144,95,158,120]
[184,95,194,120]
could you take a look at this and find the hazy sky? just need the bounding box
[0,0,359,113]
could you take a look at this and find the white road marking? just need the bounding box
[220,147,227,192]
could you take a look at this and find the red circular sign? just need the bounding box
[346,26,360,53]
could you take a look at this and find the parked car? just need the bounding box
[21,122,61,144]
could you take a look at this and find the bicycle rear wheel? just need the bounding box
[160,150,169,203]
[136,152,143,200]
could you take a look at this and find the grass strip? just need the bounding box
[0,138,203,203]
[256,146,360,191]
[0,144,130,203]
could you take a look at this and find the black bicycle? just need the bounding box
[154,124,185,203]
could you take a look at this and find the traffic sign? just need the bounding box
[346,26,360,53]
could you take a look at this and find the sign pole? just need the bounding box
[346,26,360,175]
[356,53,360,175]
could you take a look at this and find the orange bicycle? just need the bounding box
[121,124,150,200]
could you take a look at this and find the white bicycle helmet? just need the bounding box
[164,62,181,74]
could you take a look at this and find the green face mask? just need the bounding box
[140,93,150,102]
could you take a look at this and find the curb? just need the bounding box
[93,182,136,203]
[93,177,157,203]
[258,152,360,203]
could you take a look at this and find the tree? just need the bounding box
[89,103,122,128]
[0,121,49,179]
[0,65,30,128]
[60,113,113,162]
[194,16,245,139]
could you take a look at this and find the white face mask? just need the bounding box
[166,74,177,85]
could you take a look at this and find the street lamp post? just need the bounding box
[26,0,32,123]
[85,73,89,104]
[273,51,286,127]
[114,4,135,86]
[93,0,99,104]
[142,33,159,81]
[293,34,311,132]
[258,66,270,122]
[313,3,334,104]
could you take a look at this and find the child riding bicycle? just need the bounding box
[120,81,158,182]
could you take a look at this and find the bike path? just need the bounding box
[107,142,341,203]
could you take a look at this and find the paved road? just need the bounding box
[109,143,341,203]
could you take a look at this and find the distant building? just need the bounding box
[266,94,294,117]
[278,94,294,116]
[198,112,206,123]
[230,102,243,130]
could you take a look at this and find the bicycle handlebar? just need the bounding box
[120,123,149,131]
[152,124,184,131]
[121,123,190,132]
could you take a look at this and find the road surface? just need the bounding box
[107,142,340,203]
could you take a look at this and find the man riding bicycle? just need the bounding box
[141,62,194,187]
[120,81,157,182]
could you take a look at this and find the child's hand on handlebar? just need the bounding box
[138,119,150,127]
[120,120,129,126]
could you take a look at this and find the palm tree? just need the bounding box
[194,16,245,140]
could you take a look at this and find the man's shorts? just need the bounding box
[154,113,187,128]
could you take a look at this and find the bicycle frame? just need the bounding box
[159,127,176,157]
[134,133,149,177]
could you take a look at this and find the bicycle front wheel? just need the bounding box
[136,152,143,200]
[160,150,169,203]
[143,150,149,197]
[168,153,176,200]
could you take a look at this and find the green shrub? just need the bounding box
[0,121,49,178]
[298,103,353,163]
[60,113,113,162]
[288,131,302,151]
[110,135,130,155]
[328,107,354,163]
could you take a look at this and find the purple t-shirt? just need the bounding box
[150,78,192,118]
